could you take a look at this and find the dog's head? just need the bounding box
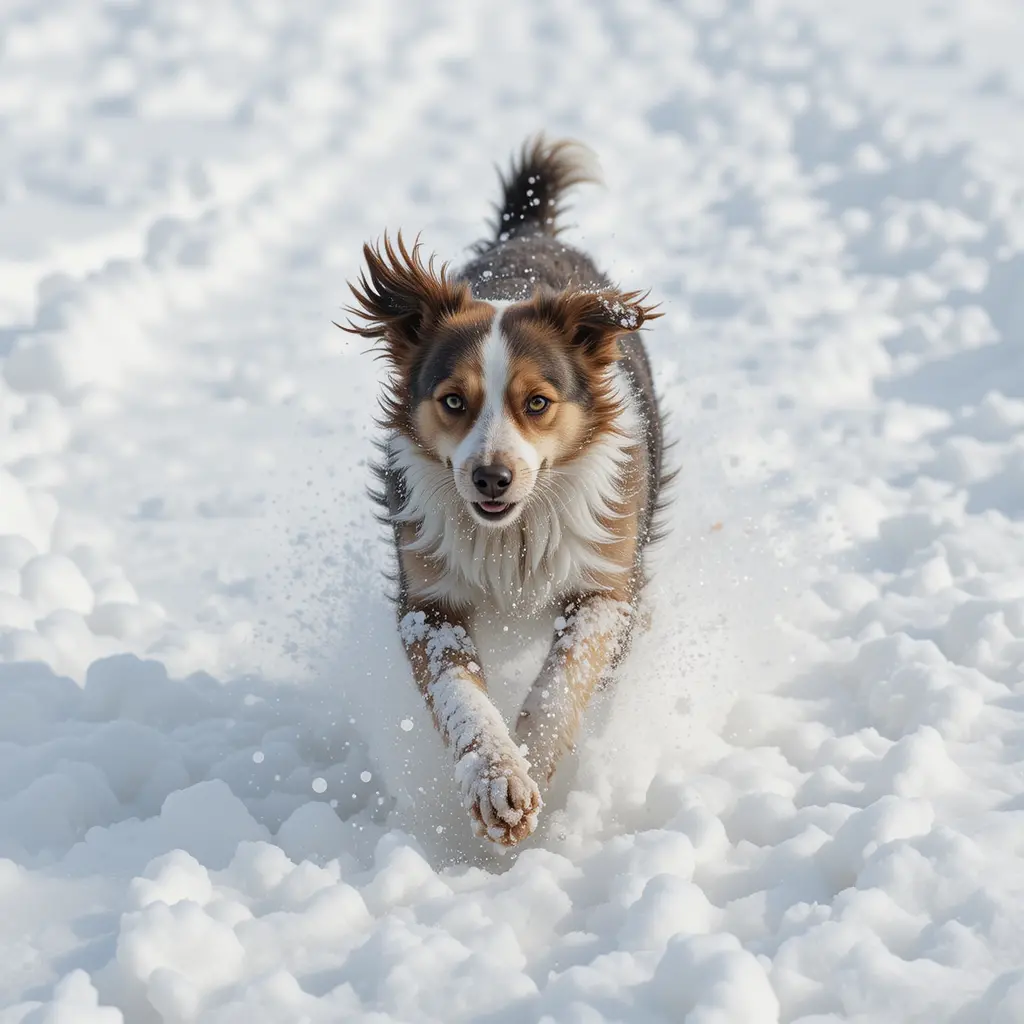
[343,234,656,529]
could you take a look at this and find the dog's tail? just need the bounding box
[486,135,600,245]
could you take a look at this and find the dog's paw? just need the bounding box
[455,746,541,846]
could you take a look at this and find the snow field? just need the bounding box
[2,0,1024,1021]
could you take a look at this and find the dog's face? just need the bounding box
[408,299,623,527]
[344,235,655,528]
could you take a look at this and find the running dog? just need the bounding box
[343,136,669,846]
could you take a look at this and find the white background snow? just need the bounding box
[2,0,1024,1020]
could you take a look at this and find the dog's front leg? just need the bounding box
[515,593,633,783]
[399,602,542,845]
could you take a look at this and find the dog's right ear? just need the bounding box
[340,232,470,363]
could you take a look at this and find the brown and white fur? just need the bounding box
[342,136,669,847]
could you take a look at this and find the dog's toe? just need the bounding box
[489,775,525,825]
[460,747,541,846]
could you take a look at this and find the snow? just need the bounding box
[1,0,1024,1020]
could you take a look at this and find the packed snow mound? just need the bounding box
[2,0,1024,1021]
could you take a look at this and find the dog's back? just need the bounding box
[460,138,607,299]
[460,137,669,551]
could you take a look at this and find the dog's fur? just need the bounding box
[343,136,668,846]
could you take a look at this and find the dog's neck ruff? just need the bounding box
[388,377,640,614]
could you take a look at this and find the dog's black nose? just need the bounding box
[472,464,513,498]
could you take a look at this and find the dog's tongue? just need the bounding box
[479,501,508,513]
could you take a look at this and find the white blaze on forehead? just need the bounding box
[453,302,540,476]
[479,303,511,453]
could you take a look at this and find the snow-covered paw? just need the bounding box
[456,747,541,846]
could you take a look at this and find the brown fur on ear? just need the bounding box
[530,288,661,366]
[339,232,471,362]
[509,287,661,443]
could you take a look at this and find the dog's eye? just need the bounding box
[442,394,465,412]
[526,395,550,415]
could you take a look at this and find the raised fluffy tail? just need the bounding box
[487,135,600,244]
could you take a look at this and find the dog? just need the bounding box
[342,136,669,846]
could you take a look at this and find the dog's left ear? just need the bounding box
[536,289,661,366]
[340,232,470,363]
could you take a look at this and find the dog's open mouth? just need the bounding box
[474,500,515,522]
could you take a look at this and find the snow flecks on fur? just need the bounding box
[553,596,633,655]
[516,596,633,780]
[398,610,476,679]
[398,612,541,842]
[431,667,541,841]
[599,296,641,331]
[426,666,504,757]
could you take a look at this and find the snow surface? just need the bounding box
[2,0,1024,1020]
